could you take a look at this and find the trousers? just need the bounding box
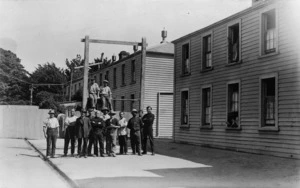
[142,128,154,153]
[130,130,141,154]
[106,131,117,155]
[118,135,128,154]
[46,128,58,157]
[64,126,75,155]
[77,137,88,156]
[89,93,98,108]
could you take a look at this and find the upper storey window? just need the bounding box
[182,43,190,75]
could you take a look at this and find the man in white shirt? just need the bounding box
[118,111,128,155]
[43,109,59,158]
[63,109,77,157]
[99,80,113,111]
[89,78,100,108]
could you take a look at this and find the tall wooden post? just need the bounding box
[140,37,146,111]
[82,35,89,110]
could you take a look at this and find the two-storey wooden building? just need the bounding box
[67,32,174,138]
[173,0,300,158]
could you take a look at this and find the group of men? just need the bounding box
[43,106,155,158]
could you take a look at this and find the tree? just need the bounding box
[30,62,67,108]
[0,48,30,104]
[65,54,84,81]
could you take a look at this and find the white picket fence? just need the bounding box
[0,105,49,139]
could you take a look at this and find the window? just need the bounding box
[182,43,190,75]
[181,89,189,126]
[131,60,136,83]
[203,34,212,69]
[100,73,103,86]
[201,86,212,128]
[261,8,278,55]
[113,68,117,88]
[105,71,109,82]
[228,23,240,63]
[260,74,278,130]
[74,84,77,93]
[226,82,240,129]
[122,64,125,85]
[78,83,81,89]
[130,94,135,110]
[121,96,125,111]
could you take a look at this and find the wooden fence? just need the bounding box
[0,105,49,139]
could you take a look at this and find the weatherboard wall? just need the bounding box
[173,0,300,158]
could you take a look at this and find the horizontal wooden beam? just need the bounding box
[81,39,144,46]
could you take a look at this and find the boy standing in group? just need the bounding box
[105,111,119,157]
[118,112,128,155]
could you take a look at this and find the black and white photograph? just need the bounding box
[0,0,300,187]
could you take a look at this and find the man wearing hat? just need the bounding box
[105,111,119,157]
[127,109,143,156]
[63,108,77,157]
[89,78,100,109]
[99,80,113,111]
[43,109,59,158]
[75,110,91,158]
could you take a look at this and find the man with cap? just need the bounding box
[43,109,59,158]
[89,78,100,109]
[99,80,113,111]
[142,106,155,155]
[88,110,105,157]
[127,109,143,156]
[63,108,77,157]
[105,111,119,157]
[118,111,128,155]
[75,109,91,158]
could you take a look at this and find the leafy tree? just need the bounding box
[65,54,84,81]
[30,62,67,108]
[0,48,30,104]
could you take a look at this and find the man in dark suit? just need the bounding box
[127,109,143,156]
[88,110,105,157]
[75,110,91,158]
[142,106,155,155]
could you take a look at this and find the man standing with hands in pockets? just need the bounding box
[63,108,77,157]
[43,109,59,158]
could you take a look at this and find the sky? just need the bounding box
[0,0,252,73]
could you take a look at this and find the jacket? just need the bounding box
[75,117,91,138]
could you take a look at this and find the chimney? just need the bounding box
[118,51,130,60]
[112,54,116,62]
[161,28,167,43]
[133,44,138,52]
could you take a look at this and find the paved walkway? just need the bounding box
[28,138,300,188]
[0,138,69,188]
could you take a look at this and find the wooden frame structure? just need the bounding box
[81,35,147,110]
